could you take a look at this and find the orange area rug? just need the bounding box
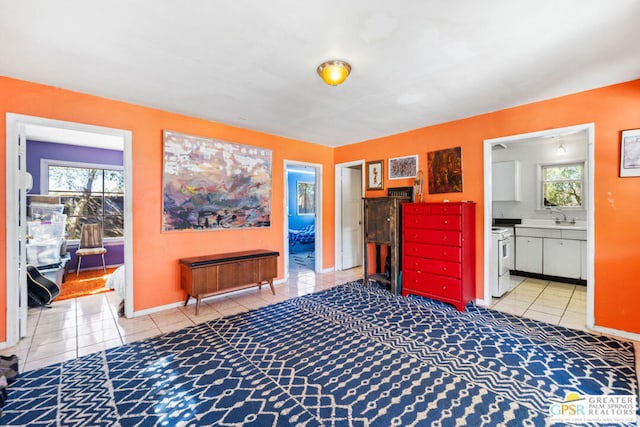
[57,267,118,301]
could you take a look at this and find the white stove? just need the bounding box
[491,226,514,297]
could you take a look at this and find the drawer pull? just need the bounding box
[442,285,447,290]
[443,220,448,224]
[442,267,447,271]
[442,236,447,240]
[442,251,447,256]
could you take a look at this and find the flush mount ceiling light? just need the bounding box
[557,143,566,154]
[317,60,352,86]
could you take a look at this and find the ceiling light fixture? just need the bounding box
[317,60,352,86]
[557,144,566,155]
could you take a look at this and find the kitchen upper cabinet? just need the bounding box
[543,238,581,279]
[515,236,542,273]
[492,160,521,201]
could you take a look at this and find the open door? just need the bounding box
[335,161,364,271]
[340,166,362,269]
[16,123,28,339]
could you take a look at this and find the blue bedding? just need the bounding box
[289,224,315,248]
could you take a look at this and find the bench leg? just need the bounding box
[195,295,202,316]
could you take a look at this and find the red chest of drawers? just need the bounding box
[401,202,476,311]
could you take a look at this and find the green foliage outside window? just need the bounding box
[48,165,124,239]
[542,163,583,207]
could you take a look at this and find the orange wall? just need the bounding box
[337,79,640,335]
[0,77,334,341]
[2,76,639,340]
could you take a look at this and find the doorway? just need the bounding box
[483,123,594,329]
[283,161,322,279]
[334,160,364,271]
[5,114,134,347]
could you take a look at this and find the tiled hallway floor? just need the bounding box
[3,267,638,382]
[490,276,588,330]
[6,261,362,372]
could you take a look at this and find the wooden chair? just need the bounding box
[75,223,107,276]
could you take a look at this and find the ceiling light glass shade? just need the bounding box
[317,60,351,86]
[557,144,566,154]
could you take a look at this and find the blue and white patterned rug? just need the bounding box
[2,281,638,426]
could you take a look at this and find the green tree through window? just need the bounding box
[47,165,124,239]
[542,163,583,207]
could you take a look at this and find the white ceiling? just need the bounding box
[2,1,640,147]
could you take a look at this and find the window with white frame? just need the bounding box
[541,162,583,208]
[45,161,124,240]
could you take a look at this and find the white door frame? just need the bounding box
[482,123,595,328]
[283,160,323,280]
[334,160,365,271]
[4,113,134,347]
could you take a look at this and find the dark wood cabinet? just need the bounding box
[180,249,279,315]
[402,202,475,311]
[363,197,408,294]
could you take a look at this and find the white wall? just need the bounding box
[492,137,587,221]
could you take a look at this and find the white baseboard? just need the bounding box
[475,298,492,308]
[131,301,184,318]
[590,325,640,342]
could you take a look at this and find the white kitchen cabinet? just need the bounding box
[543,238,581,279]
[515,236,542,273]
[580,240,587,280]
[492,160,521,201]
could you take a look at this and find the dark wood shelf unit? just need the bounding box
[363,196,409,294]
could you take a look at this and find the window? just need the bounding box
[541,163,583,208]
[297,181,315,215]
[46,162,124,240]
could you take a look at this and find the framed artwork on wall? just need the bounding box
[297,181,315,215]
[162,130,272,231]
[388,155,418,179]
[366,160,384,190]
[427,146,463,194]
[620,129,640,177]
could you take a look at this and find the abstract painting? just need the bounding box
[162,130,272,231]
[388,155,418,179]
[427,147,463,194]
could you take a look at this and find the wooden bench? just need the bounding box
[179,249,279,315]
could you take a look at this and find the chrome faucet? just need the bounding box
[546,207,575,225]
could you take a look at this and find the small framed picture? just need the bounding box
[366,160,384,190]
[388,155,418,179]
[620,129,640,177]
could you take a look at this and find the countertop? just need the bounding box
[515,219,586,231]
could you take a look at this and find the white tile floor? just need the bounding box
[6,259,363,372]
[490,276,588,330]
[4,267,638,386]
